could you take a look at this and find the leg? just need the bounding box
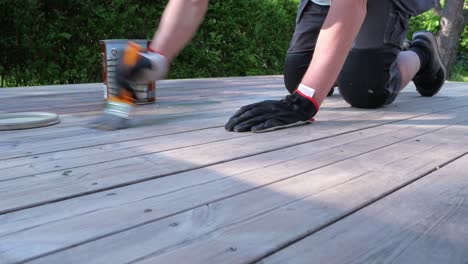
[284,53,313,94]
[284,2,329,94]
[339,0,446,109]
[338,0,410,108]
[339,48,401,108]
[407,31,447,96]
[396,50,421,87]
[397,31,446,95]
[284,52,336,96]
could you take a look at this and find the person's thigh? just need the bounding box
[339,0,410,108]
[284,1,328,93]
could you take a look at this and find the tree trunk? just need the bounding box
[435,0,466,77]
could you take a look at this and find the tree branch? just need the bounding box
[464,9,468,25]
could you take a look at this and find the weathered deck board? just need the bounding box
[132,128,468,264]
[4,107,455,229]
[20,118,468,264]
[0,86,462,172]
[0,88,287,140]
[2,80,358,157]
[0,77,285,113]
[0,93,442,176]
[2,98,466,215]
[0,77,467,264]
[1,107,467,262]
[3,79,460,139]
[260,154,468,264]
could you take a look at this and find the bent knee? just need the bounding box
[338,48,400,109]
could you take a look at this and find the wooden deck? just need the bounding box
[1,76,468,264]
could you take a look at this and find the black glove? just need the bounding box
[225,92,319,133]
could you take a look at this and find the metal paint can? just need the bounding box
[100,39,156,104]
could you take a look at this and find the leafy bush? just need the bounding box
[408,9,440,35]
[0,0,298,87]
[2,1,465,87]
[453,25,468,81]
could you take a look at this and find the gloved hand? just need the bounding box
[116,44,169,88]
[225,87,319,133]
[90,42,169,131]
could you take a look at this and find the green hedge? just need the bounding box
[0,0,298,87]
[1,1,466,87]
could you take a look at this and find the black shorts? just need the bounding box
[284,0,411,108]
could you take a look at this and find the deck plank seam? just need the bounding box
[2,105,468,215]
[15,120,468,263]
[251,151,468,264]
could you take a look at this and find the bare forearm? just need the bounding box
[302,0,367,105]
[150,0,209,61]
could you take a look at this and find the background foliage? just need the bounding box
[0,0,466,87]
[0,0,297,87]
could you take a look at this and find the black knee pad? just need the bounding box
[284,52,313,94]
[338,49,400,109]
